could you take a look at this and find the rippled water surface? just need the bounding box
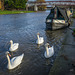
[0,11,67,75]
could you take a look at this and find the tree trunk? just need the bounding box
[0,0,1,9]
[1,0,4,11]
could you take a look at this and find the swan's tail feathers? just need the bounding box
[52,46,54,50]
[40,37,44,43]
[22,53,24,57]
[16,43,19,47]
[52,46,54,55]
[20,53,24,61]
[17,43,19,46]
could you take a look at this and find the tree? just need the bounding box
[4,0,27,10]
[0,0,4,10]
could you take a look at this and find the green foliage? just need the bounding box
[72,14,75,18]
[4,0,27,10]
[72,10,75,18]
[8,0,14,9]
[73,29,75,32]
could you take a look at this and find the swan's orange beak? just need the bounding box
[8,53,11,57]
[37,33,40,35]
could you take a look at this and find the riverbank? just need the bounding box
[72,10,75,18]
[72,11,75,18]
[0,10,34,15]
[49,19,75,75]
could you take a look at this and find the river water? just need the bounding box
[0,11,67,75]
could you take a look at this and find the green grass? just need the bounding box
[72,10,75,18]
[72,14,75,18]
[73,29,75,32]
[0,10,34,15]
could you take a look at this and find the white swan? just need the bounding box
[9,40,19,51]
[36,32,44,44]
[44,43,54,58]
[6,51,24,70]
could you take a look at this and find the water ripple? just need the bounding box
[0,12,67,75]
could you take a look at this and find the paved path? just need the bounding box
[49,19,75,75]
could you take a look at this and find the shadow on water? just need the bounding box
[0,12,67,75]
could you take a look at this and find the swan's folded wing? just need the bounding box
[11,43,19,50]
[10,54,24,66]
[39,37,44,42]
[49,46,54,53]
[13,43,19,47]
[40,37,44,40]
[11,57,16,63]
[52,46,54,52]
[14,43,19,46]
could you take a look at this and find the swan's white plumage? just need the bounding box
[36,33,44,44]
[44,43,54,58]
[9,40,19,51]
[6,51,24,70]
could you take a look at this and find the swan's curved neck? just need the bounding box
[10,41,13,47]
[6,55,11,68]
[37,35,40,42]
[45,45,49,56]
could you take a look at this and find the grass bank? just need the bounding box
[0,10,34,15]
[72,10,75,18]
[72,14,75,18]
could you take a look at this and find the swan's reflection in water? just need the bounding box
[45,59,50,65]
[37,43,44,49]
[44,29,67,66]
